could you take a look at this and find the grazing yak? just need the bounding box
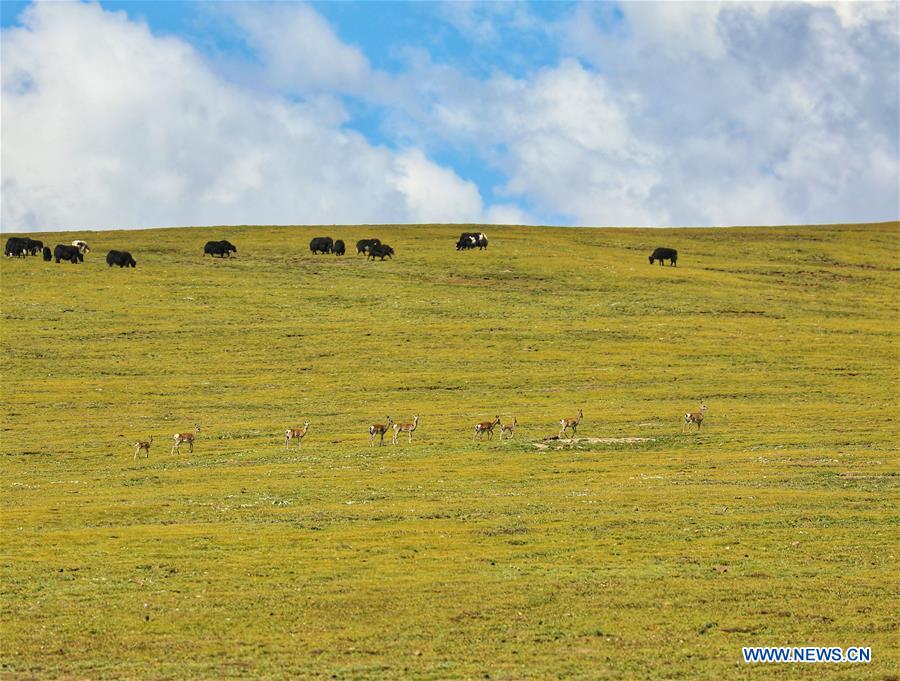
[333,239,346,256]
[4,237,28,257]
[367,243,394,260]
[456,233,477,250]
[456,232,488,250]
[42,246,52,261]
[649,247,677,266]
[203,240,237,257]
[309,237,334,254]
[72,240,91,254]
[106,250,137,268]
[356,238,381,255]
[5,237,43,256]
[54,244,84,264]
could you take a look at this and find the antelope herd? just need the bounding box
[2,232,706,459]
[133,404,711,460]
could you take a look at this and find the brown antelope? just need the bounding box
[683,402,708,432]
[559,408,583,438]
[172,424,201,454]
[499,417,517,440]
[474,415,501,442]
[392,415,419,445]
[369,416,393,447]
[133,436,152,461]
[285,422,310,449]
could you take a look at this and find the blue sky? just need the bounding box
[1,1,897,230]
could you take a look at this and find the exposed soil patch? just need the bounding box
[532,436,656,450]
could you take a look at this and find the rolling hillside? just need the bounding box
[1,222,898,679]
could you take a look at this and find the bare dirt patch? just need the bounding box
[532,436,656,450]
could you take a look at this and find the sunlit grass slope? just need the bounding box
[1,222,898,679]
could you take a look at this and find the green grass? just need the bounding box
[1,222,898,679]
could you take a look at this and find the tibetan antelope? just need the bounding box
[559,408,583,439]
[172,424,201,454]
[392,415,419,445]
[499,417,517,440]
[474,415,501,442]
[133,436,152,461]
[369,416,393,447]
[285,422,310,449]
[683,402,708,432]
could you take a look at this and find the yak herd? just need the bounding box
[5,229,691,462]
[3,238,125,266]
[5,231,679,270]
[310,236,394,260]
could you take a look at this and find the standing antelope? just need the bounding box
[474,415,501,442]
[133,436,152,461]
[559,408,583,438]
[172,424,201,454]
[683,402,708,432]
[369,416,393,447]
[499,417,517,440]
[285,422,310,449]
[392,415,419,445]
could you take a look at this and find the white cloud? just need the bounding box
[437,1,501,45]
[483,203,535,226]
[412,1,898,226]
[223,3,372,96]
[617,2,730,59]
[435,2,544,46]
[0,2,504,231]
[827,1,898,29]
[2,1,896,231]
[421,59,663,226]
[392,148,484,223]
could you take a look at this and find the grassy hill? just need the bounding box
[1,222,897,679]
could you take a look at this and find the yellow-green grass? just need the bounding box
[1,222,897,680]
